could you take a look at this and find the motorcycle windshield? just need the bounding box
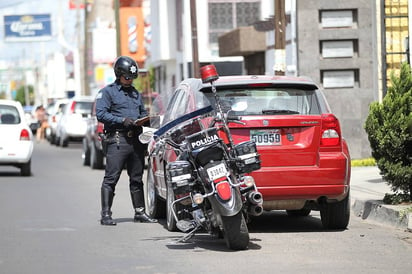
[149,78,213,137]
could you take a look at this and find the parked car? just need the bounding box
[82,100,105,169]
[23,105,39,134]
[81,97,154,170]
[55,96,94,147]
[0,99,34,176]
[46,99,69,144]
[145,75,351,230]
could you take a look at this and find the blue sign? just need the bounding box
[4,14,52,42]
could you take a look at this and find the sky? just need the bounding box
[0,0,79,65]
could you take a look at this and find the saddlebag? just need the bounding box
[234,141,261,173]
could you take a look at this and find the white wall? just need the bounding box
[46,52,66,99]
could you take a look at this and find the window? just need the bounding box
[320,10,357,28]
[321,40,357,58]
[208,0,260,44]
[0,105,20,124]
[203,88,321,115]
[321,70,359,88]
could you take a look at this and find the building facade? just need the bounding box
[296,1,379,159]
[148,0,410,159]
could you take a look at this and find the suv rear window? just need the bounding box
[205,88,321,115]
[74,101,93,115]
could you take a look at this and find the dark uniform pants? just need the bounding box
[101,136,146,209]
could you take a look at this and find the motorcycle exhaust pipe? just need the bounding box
[247,203,263,216]
[246,191,263,205]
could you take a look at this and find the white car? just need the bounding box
[0,99,34,176]
[55,96,94,147]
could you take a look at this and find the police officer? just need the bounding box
[96,56,157,225]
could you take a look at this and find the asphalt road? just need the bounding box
[0,141,411,274]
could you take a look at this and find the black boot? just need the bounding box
[100,188,116,226]
[131,189,157,223]
[134,207,158,223]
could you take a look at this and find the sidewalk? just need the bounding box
[350,166,412,231]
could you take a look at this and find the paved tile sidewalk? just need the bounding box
[350,166,412,231]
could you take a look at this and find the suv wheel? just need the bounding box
[91,143,104,169]
[60,137,69,147]
[320,192,350,230]
[20,160,31,176]
[82,138,90,166]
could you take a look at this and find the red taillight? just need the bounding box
[20,129,31,141]
[216,181,232,201]
[320,114,341,146]
[97,122,104,134]
[70,101,76,114]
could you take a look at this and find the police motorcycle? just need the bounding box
[139,65,262,250]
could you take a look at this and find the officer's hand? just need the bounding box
[122,117,135,127]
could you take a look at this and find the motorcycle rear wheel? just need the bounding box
[221,212,249,250]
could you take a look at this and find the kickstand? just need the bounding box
[176,225,201,243]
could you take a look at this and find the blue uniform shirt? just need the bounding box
[95,81,148,132]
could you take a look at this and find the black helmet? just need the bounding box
[113,56,138,79]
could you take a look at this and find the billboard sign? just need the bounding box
[4,14,52,42]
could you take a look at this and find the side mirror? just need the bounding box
[139,131,154,144]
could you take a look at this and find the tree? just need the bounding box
[364,63,412,202]
[14,85,34,106]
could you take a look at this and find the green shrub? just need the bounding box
[364,63,412,201]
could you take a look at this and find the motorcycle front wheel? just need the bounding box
[221,211,249,250]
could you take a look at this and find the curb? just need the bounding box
[352,199,411,231]
[408,213,412,232]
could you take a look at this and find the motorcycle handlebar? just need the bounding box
[227,116,246,125]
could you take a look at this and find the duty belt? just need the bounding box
[106,130,136,138]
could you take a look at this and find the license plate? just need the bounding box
[250,129,281,146]
[207,163,227,181]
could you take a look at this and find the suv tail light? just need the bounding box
[70,101,76,114]
[97,122,104,134]
[20,129,31,141]
[320,114,341,146]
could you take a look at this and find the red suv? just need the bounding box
[146,75,351,230]
[202,75,351,229]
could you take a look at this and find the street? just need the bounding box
[0,142,411,274]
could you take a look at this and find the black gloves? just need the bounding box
[122,117,134,127]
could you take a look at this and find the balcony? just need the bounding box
[218,26,266,57]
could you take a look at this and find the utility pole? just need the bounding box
[274,0,286,75]
[114,0,121,56]
[83,0,90,95]
[190,0,200,78]
[76,0,86,95]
